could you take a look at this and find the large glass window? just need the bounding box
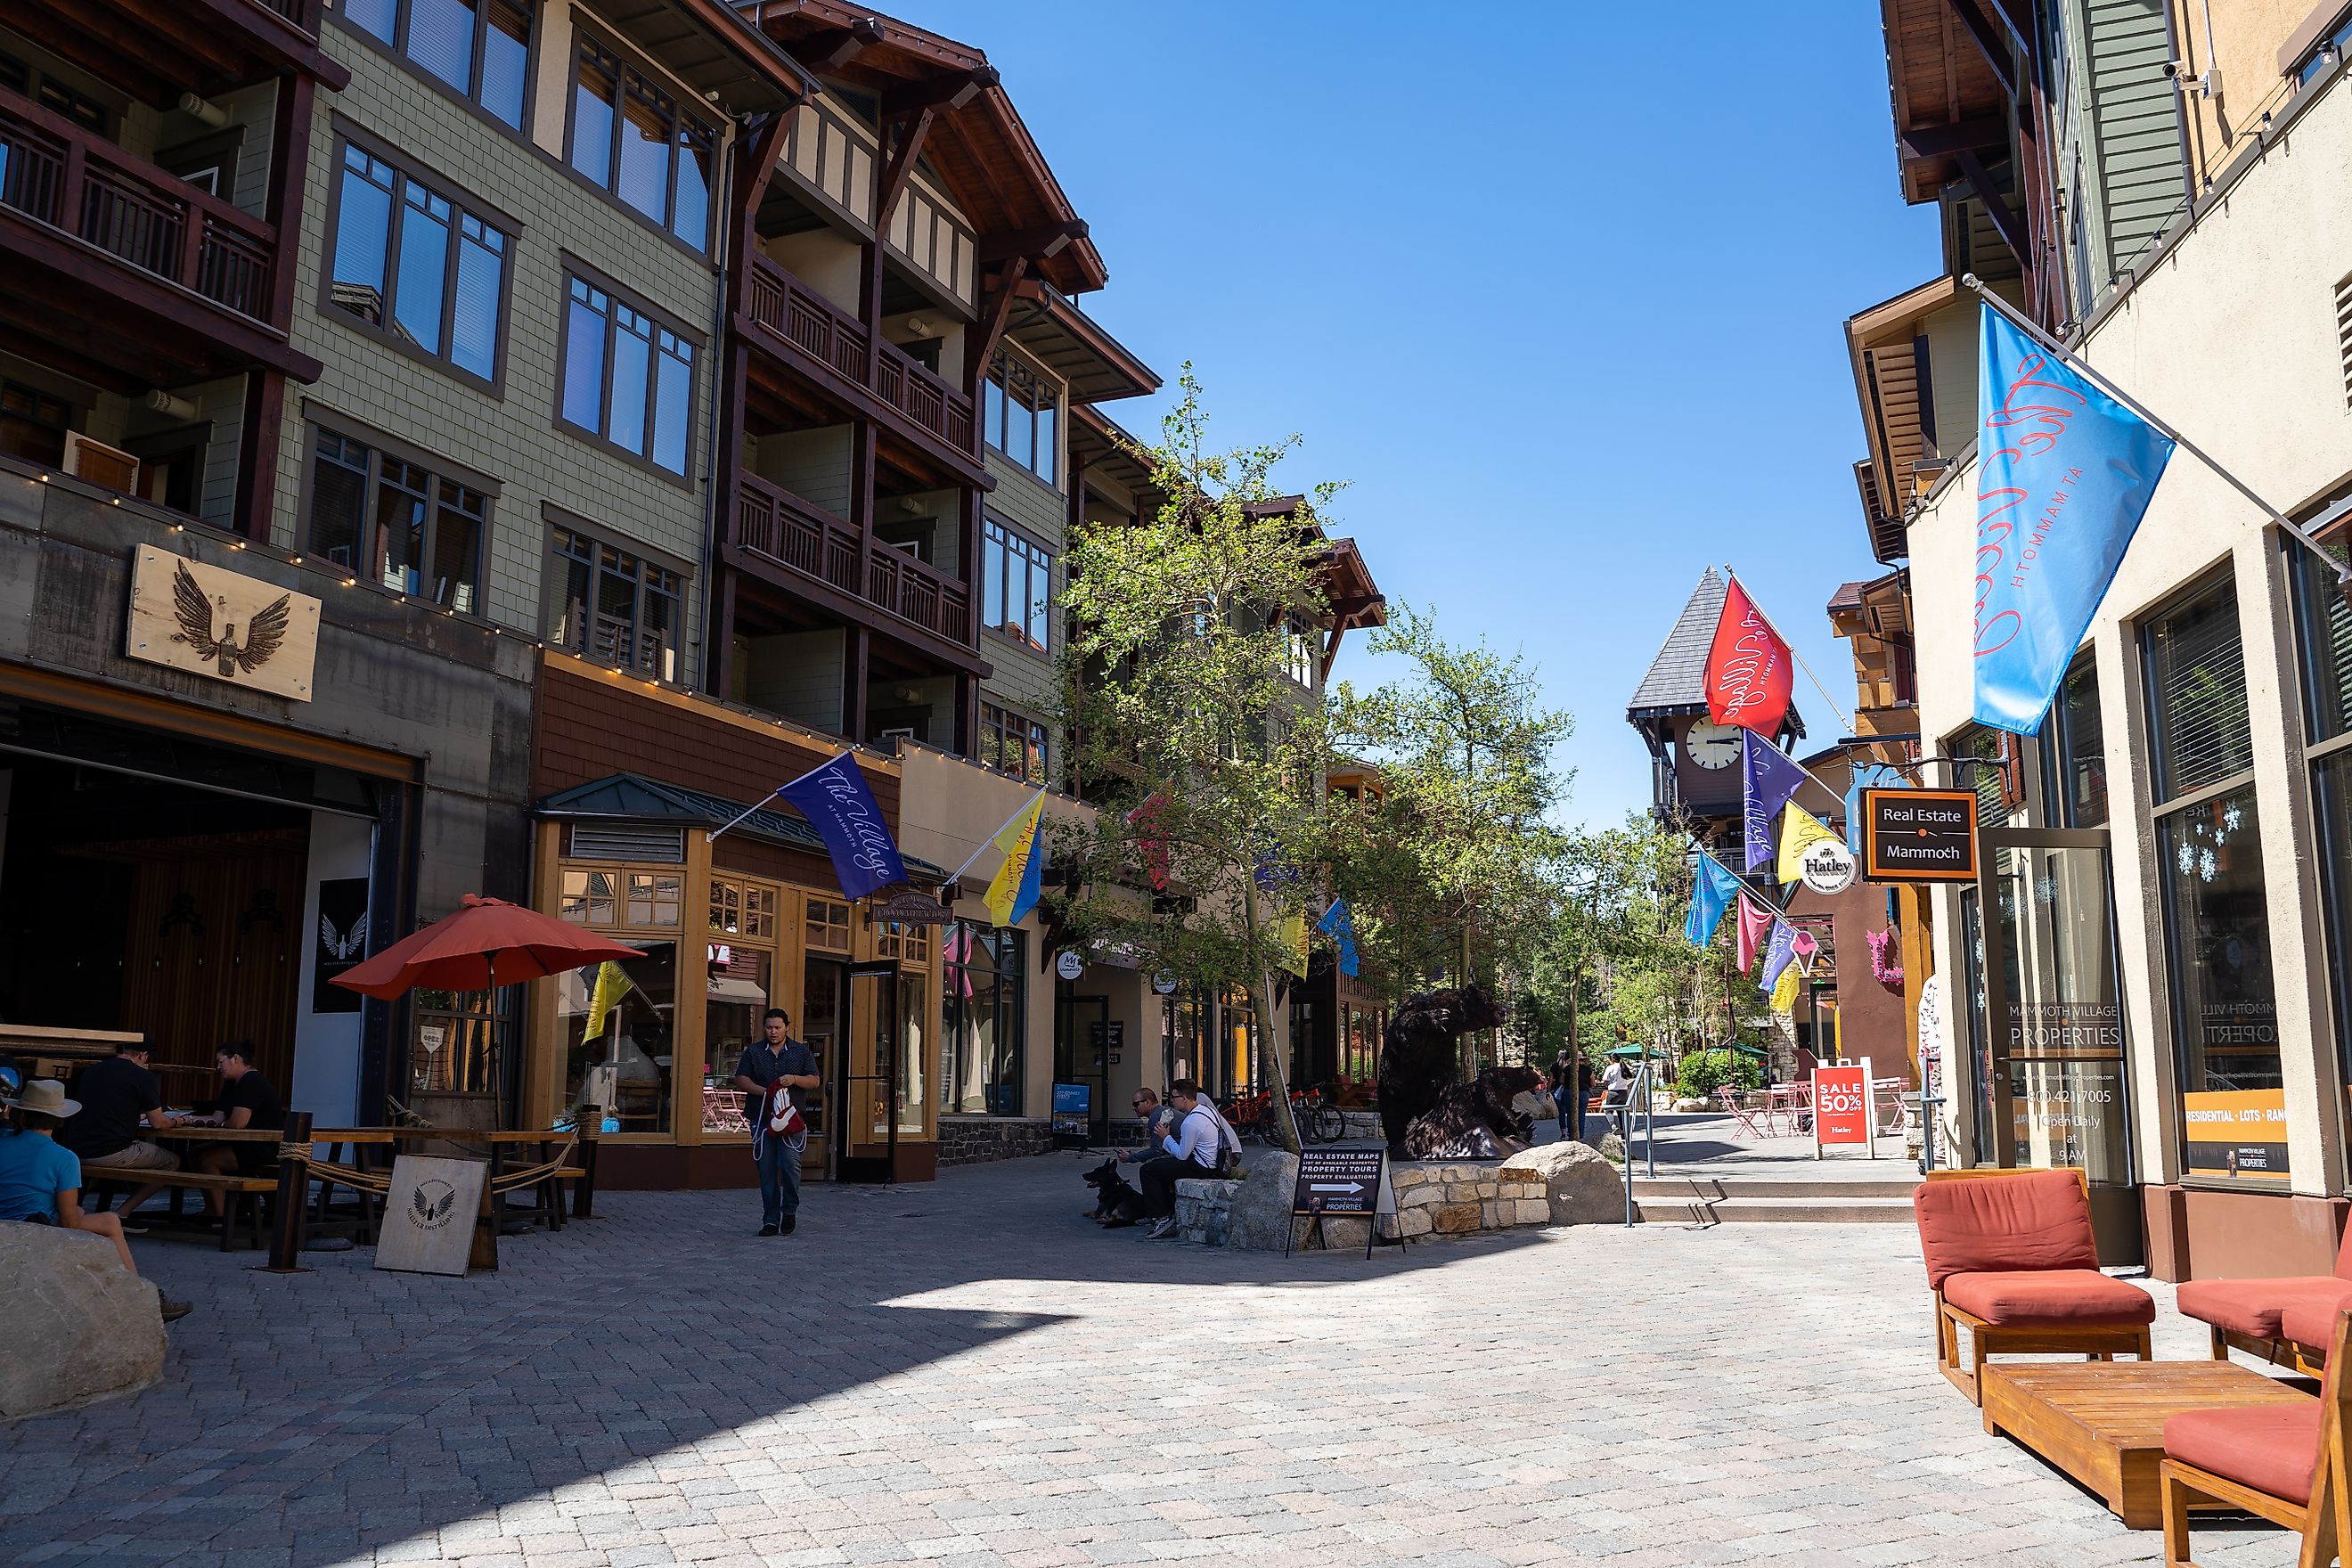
[2145,576,2283,1183]
[979,700,1048,784]
[556,939,678,1134]
[983,350,1061,484]
[982,515,1052,652]
[306,426,486,612]
[2290,530,2352,1183]
[567,34,716,249]
[941,921,1023,1115]
[559,274,697,476]
[343,0,533,127]
[327,143,508,383]
[2043,657,2109,828]
[545,524,682,679]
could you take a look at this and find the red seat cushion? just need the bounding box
[2177,1278,2352,1340]
[1941,1268,2155,1327]
[1914,1172,2099,1290]
[2164,1404,2322,1505]
[2279,1296,2352,1350]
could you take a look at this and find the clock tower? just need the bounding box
[1627,568,1805,852]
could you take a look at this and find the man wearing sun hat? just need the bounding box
[2,1079,192,1321]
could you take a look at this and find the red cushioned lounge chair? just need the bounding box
[2177,1225,2352,1377]
[1915,1168,2155,1406]
[2160,1307,2350,1568]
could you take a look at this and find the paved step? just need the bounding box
[1632,1176,1920,1201]
[1634,1195,1918,1225]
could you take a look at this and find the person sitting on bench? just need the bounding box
[59,1040,181,1230]
[180,1042,284,1223]
[0,1080,191,1320]
[1139,1081,1233,1240]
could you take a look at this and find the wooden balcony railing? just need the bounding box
[744,254,976,457]
[559,599,675,682]
[0,85,276,323]
[737,475,973,646]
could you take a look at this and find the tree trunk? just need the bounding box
[1241,895,1301,1154]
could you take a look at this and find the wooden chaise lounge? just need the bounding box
[2161,1306,2352,1567]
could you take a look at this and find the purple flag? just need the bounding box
[777,752,908,900]
[1741,731,1809,872]
[1759,919,1799,994]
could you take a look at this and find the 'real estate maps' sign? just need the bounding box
[1862,788,1980,883]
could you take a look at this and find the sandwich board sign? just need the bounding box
[1289,1146,1386,1258]
[1811,1058,1877,1159]
[376,1154,486,1276]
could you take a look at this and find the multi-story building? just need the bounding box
[1860,0,2352,1272]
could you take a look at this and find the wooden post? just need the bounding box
[264,1110,313,1272]
[469,1144,502,1270]
[574,1104,601,1219]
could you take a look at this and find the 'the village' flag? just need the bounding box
[984,790,1048,927]
[1705,575,1794,736]
[778,752,907,900]
[1686,854,1741,947]
[1972,305,2174,734]
[1734,892,1775,974]
[1776,804,1843,886]
[1741,731,1809,872]
[1317,899,1360,978]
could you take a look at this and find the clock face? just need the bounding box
[1684,721,1743,771]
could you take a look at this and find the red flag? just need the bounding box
[1734,893,1775,974]
[1124,791,1171,891]
[1705,576,1793,735]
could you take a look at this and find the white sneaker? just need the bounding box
[1147,1217,1177,1239]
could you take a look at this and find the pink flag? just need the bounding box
[1734,893,1775,974]
[1705,576,1793,736]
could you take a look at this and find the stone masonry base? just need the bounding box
[1173,1158,1550,1247]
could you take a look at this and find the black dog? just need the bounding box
[1082,1157,1146,1227]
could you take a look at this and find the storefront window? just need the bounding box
[556,940,677,1133]
[2043,657,2109,828]
[559,868,616,925]
[940,921,1022,1115]
[1223,986,1259,1096]
[1160,986,1205,1090]
[806,897,851,953]
[701,943,769,1132]
[2289,534,2352,1180]
[2146,576,2282,1183]
[897,975,927,1135]
[626,871,681,927]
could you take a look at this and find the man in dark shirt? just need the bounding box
[61,1041,182,1224]
[731,1008,819,1237]
[186,1041,285,1220]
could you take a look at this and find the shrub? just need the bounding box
[1676,1048,1762,1102]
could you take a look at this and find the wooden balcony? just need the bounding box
[742,254,980,479]
[0,83,316,386]
[735,474,974,650]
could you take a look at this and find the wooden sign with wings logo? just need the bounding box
[126,546,320,700]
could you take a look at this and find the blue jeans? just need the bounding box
[755,1133,804,1227]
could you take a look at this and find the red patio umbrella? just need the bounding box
[331,894,643,1000]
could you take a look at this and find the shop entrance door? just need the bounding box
[1056,992,1111,1142]
[835,961,902,1182]
[1975,828,2143,1264]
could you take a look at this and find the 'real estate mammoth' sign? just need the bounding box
[127,546,321,701]
[1862,788,1980,883]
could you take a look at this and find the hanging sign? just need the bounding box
[1153,971,1178,995]
[1863,788,1980,882]
[870,885,953,926]
[127,546,321,701]
[1798,840,1859,895]
[1055,951,1085,981]
[1812,1059,1876,1157]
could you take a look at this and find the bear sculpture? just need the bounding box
[1376,985,1505,1156]
[1404,1065,1544,1160]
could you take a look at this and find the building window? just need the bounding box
[1285,616,1319,689]
[567,33,715,250]
[983,350,1060,485]
[941,921,1023,1115]
[546,525,682,679]
[2290,528,2352,1184]
[804,896,852,953]
[327,143,508,383]
[981,515,1051,652]
[2144,574,2281,1182]
[980,700,1048,783]
[343,0,534,128]
[2040,656,2108,828]
[875,920,932,965]
[559,274,697,477]
[0,378,70,468]
[307,427,487,612]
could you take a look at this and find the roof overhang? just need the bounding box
[1004,288,1158,404]
[1316,538,1387,633]
[1847,274,1960,527]
[1070,403,1162,511]
[601,0,814,113]
[1852,458,1907,564]
[537,771,950,883]
[1881,0,2014,203]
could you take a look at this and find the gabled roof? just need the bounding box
[1628,568,1807,739]
[535,772,949,884]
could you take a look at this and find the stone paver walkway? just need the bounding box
[0,1152,2307,1568]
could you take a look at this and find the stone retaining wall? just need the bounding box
[936,1115,1053,1166]
[1171,1156,1555,1248]
[1173,1177,1239,1245]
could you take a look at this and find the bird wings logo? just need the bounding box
[410,1180,461,1229]
[170,559,291,679]
[319,912,368,962]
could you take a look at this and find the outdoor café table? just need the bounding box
[1765,1082,1813,1136]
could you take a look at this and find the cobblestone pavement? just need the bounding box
[0,1152,2307,1568]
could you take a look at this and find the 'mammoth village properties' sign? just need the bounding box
[1862,788,1980,883]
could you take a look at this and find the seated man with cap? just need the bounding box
[0,1079,192,1321]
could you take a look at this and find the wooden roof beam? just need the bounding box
[978,219,1089,265]
[1899,114,2008,159]
[882,66,999,118]
[1937,0,2015,98]
[788,18,886,73]
[1953,149,2029,269]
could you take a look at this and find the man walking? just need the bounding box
[734,1008,819,1237]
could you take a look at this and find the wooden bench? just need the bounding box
[82,1164,274,1252]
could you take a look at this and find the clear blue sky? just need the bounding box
[881,1,1940,829]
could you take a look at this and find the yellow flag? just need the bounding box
[1770,960,1800,1012]
[1776,804,1842,885]
[584,960,633,1041]
[1276,911,1310,976]
[984,792,1047,927]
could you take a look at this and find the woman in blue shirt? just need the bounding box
[2,1079,191,1320]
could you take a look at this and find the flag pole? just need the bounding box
[1963,274,2352,583]
[708,788,783,845]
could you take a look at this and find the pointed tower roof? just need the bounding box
[1628,568,1727,715]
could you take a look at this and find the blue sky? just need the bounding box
[880,1,1940,829]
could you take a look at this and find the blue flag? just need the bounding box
[1740,731,1809,872]
[777,752,908,900]
[1972,306,2174,734]
[1759,919,1798,995]
[1845,764,1905,853]
[1317,899,1360,978]
[1686,855,1741,948]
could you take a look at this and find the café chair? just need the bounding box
[2177,1225,2352,1378]
[2160,1306,2351,1568]
[1915,1167,2155,1405]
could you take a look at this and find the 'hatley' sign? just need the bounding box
[1862,788,1980,883]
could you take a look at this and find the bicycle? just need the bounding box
[1220,1091,1275,1142]
[1291,1087,1348,1145]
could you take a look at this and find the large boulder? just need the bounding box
[0,1224,164,1418]
[1500,1139,1626,1226]
[1224,1149,1302,1252]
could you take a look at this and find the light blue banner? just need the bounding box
[1686,856,1741,948]
[1972,306,2174,734]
